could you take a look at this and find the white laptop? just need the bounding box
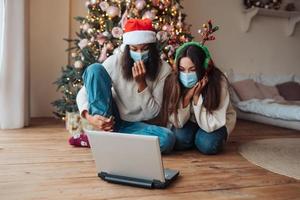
[86,130,179,189]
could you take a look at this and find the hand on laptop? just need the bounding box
[84,111,114,131]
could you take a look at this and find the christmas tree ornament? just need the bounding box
[135,0,146,11]
[164,0,171,7]
[85,1,91,8]
[78,39,89,49]
[71,52,77,58]
[178,12,182,20]
[102,31,110,37]
[82,23,90,31]
[142,10,156,20]
[106,6,120,18]
[99,1,109,11]
[106,42,114,51]
[74,60,83,69]
[90,0,97,5]
[156,31,168,42]
[111,26,123,38]
[87,28,94,34]
[90,36,95,42]
[97,33,107,45]
[176,21,183,28]
[162,24,173,32]
[152,0,160,7]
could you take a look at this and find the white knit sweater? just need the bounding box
[169,77,236,135]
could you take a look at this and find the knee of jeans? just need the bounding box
[84,63,106,78]
[87,63,105,73]
[174,129,194,150]
[160,129,176,154]
[194,130,224,155]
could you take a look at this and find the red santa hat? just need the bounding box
[123,19,157,45]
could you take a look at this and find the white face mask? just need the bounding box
[130,50,149,62]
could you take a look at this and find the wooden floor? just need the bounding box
[0,118,299,200]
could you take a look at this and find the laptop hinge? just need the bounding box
[98,172,165,189]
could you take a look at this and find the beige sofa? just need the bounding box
[226,70,300,131]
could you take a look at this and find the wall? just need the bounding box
[182,0,300,75]
[30,0,300,117]
[70,0,86,40]
[29,0,70,117]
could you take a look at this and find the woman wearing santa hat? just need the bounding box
[74,18,175,153]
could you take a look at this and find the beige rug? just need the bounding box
[239,138,300,180]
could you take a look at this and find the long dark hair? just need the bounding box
[122,43,161,81]
[160,45,227,127]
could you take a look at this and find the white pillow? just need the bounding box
[227,69,261,83]
[259,74,295,86]
[294,75,300,84]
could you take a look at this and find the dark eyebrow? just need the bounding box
[179,65,196,69]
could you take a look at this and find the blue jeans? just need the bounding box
[172,121,228,155]
[82,63,175,153]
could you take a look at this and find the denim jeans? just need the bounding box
[172,121,228,155]
[82,63,175,153]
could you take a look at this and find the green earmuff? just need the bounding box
[175,41,211,69]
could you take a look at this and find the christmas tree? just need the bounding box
[52,0,194,120]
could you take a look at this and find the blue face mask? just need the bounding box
[130,50,149,62]
[179,72,198,88]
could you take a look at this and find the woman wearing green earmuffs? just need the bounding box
[159,42,236,155]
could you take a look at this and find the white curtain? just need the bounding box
[0,0,29,129]
[0,1,4,71]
